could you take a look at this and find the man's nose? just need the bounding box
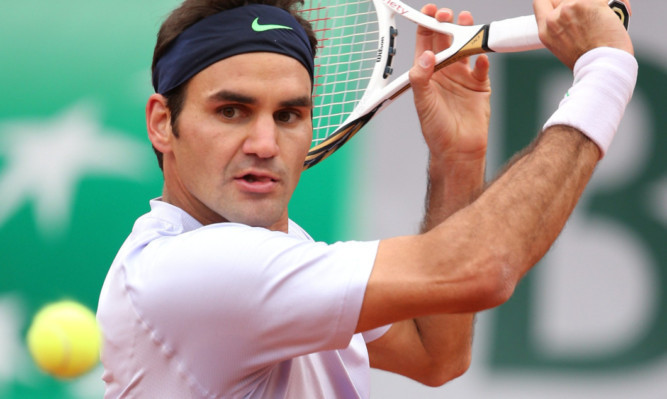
[242,114,279,158]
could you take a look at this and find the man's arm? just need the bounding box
[359,0,636,386]
[366,155,485,385]
[366,6,488,385]
[360,123,599,325]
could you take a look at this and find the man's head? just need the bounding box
[150,0,318,170]
[145,0,318,231]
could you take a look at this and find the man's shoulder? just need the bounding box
[287,219,313,241]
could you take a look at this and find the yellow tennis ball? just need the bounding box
[27,300,101,379]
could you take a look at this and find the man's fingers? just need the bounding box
[410,50,436,93]
[471,54,490,82]
[456,10,473,26]
[433,8,454,50]
[454,11,474,65]
[415,4,440,57]
[415,5,454,58]
[533,0,555,29]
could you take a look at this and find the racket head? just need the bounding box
[298,0,484,169]
[299,0,388,168]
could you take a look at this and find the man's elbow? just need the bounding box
[477,257,518,309]
[419,350,472,387]
[460,243,524,310]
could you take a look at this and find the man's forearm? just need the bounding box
[421,156,486,232]
[419,125,600,312]
[412,155,486,383]
[469,126,599,277]
[361,125,601,331]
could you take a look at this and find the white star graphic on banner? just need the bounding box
[0,102,152,237]
[0,295,30,386]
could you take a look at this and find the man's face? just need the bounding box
[161,52,312,232]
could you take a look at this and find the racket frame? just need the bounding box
[304,0,629,168]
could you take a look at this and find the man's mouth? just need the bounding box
[234,170,280,194]
[240,174,276,183]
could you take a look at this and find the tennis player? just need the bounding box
[97,0,637,397]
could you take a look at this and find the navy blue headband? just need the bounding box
[153,4,314,94]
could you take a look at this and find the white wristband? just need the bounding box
[543,47,638,157]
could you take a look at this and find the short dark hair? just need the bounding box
[150,0,318,170]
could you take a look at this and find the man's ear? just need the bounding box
[146,93,173,154]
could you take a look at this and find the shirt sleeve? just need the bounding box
[122,223,379,385]
[362,324,392,343]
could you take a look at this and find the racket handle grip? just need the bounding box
[487,15,543,53]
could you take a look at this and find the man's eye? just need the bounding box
[276,110,298,123]
[220,107,238,118]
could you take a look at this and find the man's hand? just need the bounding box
[408,5,491,165]
[533,0,634,70]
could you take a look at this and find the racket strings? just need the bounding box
[298,0,379,146]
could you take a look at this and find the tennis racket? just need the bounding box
[299,0,629,168]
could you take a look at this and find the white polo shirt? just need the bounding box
[97,199,385,398]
